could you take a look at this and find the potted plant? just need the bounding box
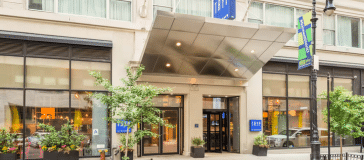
[98,149,108,160]
[0,129,18,160]
[119,135,136,160]
[39,121,85,160]
[190,137,205,158]
[252,134,269,156]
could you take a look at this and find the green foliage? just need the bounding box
[0,129,18,154]
[253,134,269,148]
[38,121,86,153]
[191,137,205,147]
[321,86,364,138]
[89,65,172,160]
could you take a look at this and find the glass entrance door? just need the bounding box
[142,108,179,155]
[203,112,227,152]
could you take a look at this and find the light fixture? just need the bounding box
[225,96,228,97]
[75,93,79,99]
[60,116,63,119]
[208,95,211,97]
[176,42,181,47]
[251,50,255,53]
[234,68,239,72]
[324,0,336,16]
[166,63,171,67]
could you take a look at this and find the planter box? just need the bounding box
[43,151,59,160]
[190,146,205,158]
[252,145,267,156]
[58,151,79,160]
[43,151,79,160]
[120,151,133,160]
[0,153,17,160]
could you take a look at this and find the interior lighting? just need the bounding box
[176,42,181,47]
[251,50,255,53]
[166,63,171,67]
[234,68,239,72]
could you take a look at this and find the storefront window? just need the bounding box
[288,99,310,148]
[71,61,110,90]
[288,75,309,97]
[25,90,69,159]
[71,92,110,157]
[0,90,23,159]
[0,56,23,88]
[26,58,69,89]
[263,74,286,97]
[334,78,352,91]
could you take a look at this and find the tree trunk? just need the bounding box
[340,135,343,160]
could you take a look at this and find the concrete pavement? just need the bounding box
[83,146,362,160]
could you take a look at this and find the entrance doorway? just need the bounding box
[203,97,240,153]
[203,111,228,152]
[142,108,180,155]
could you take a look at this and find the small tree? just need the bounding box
[321,86,364,160]
[89,65,172,160]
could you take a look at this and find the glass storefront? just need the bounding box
[263,62,358,149]
[0,38,111,159]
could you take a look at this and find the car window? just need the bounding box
[301,130,311,136]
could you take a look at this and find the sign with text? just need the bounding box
[214,0,236,20]
[116,120,132,133]
[249,120,262,132]
[298,12,313,70]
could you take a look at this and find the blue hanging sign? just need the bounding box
[116,120,132,133]
[214,0,236,20]
[249,120,262,132]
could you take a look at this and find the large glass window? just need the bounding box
[203,97,226,109]
[25,90,69,159]
[288,75,309,97]
[152,95,183,107]
[153,0,173,18]
[0,56,23,88]
[323,14,336,46]
[248,2,263,24]
[334,78,352,91]
[229,97,239,152]
[337,16,360,48]
[153,0,212,18]
[71,92,109,157]
[0,90,24,159]
[265,4,294,28]
[109,0,131,21]
[29,0,131,22]
[26,58,69,89]
[263,74,286,97]
[288,99,310,148]
[71,61,110,90]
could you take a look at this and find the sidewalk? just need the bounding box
[83,146,362,160]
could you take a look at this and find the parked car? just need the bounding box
[267,128,331,148]
[27,132,50,148]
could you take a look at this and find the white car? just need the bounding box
[28,132,50,148]
[267,128,330,148]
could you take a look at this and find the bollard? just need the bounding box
[346,152,348,160]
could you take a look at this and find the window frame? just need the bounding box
[247,2,307,42]
[153,0,214,18]
[27,0,133,22]
[322,14,336,46]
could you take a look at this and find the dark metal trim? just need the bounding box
[0,30,113,47]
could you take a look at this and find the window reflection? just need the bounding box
[25,90,69,159]
[0,56,23,88]
[203,98,226,109]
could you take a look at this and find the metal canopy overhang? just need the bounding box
[140,11,296,80]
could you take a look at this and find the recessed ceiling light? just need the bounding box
[208,95,211,97]
[166,63,171,67]
[225,96,228,97]
[176,42,181,47]
[234,68,239,72]
[251,50,255,53]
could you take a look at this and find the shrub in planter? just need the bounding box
[252,134,269,156]
[190,137,205,158]
[0,129,19,160]
[119,135,137,160]
[39,121,85,160]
